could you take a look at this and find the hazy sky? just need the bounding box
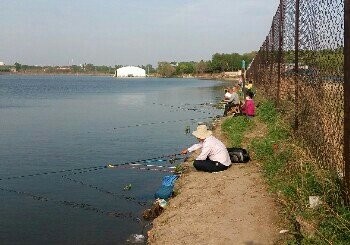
[1,0,279,66]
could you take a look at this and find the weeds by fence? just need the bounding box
[247,0,349,198]
[222,100,350,243]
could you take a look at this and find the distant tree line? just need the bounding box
[156,52,256,77]
[5,51,256,76]
[7,62,157,75]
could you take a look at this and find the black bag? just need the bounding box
[227,147,250,163]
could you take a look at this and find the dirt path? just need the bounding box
[148,120,283,245]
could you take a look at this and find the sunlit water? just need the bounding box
[0,75,224,244]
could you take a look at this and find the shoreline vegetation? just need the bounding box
[148,94,350,244]
[0,71,241,84]
[0,51,255,79]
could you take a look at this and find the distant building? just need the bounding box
[224,71,242,77]
[0,62,5,66]
[116,66,146,78]
[170,62,178,67]
[57,66,71,71]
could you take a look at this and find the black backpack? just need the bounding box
[227,147,250,163]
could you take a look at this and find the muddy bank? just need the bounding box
[148,120,284,245]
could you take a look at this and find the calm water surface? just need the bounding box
[0,75,223,244]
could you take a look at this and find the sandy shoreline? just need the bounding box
[148,120,284,245]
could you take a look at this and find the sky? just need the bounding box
[0,0,280,66]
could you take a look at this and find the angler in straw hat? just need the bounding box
[181,125,232,172]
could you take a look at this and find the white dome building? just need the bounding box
[116,66,146,78]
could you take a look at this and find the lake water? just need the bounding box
[0,75,224,244]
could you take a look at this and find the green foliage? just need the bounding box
[282,48,344,74]
[84,63,95,72]
[175,62,195,75]
[14,62,21,72]
[7,51,257,76]
[141,64,156,74]
[155,51,256,77]
[210,52,252,73]
[70,65,82,72]
[0,66,11,72]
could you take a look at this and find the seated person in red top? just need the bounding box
[241,91,255,118]
[181,125,232,172]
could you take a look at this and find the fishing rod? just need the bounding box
[63,162,176,179]
[152,102,220,115]
[0,153,183,181]
[112,116,217,130]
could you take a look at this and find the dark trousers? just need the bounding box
[193,159,229,173]
[223,102,239,116]
[223,102,233,116]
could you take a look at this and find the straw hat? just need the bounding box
[192,125,212,139]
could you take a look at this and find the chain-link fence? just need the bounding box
[247,0,349,197]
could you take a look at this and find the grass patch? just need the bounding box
[221,116,254,146]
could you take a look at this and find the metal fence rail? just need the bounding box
[247,0,348,197]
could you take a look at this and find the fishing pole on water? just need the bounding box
[112,116,218,130]
[61,175,150,206]
[0,153,183,181]
[0,186,142,222]
[152,102,220,115]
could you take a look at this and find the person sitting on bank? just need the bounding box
[241,91,256,118]
[245,80,253,93]
[223,87,240,116]
[181,125,232,172]
[226,86,241,116]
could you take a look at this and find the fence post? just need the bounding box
[294,0,300,131]
[344,0,350,201]
[270,22,275,99]
[277,0,284,107]
[265,37,269,94]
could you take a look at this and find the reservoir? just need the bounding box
[0,75,223,244]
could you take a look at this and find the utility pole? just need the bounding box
[294,0,300,131]
[241,60,246,97]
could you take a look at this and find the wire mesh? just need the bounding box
[247,0,347,192]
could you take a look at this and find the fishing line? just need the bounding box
[152,102,220,115]
[113,116,217,130]
[0,153,183,181]
[0,186,141,222]
[65,163,175,178]
[61,176,149,206]
[59,158,184,207]
[61,157,184,205]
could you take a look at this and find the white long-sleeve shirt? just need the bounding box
[187,136,232,166]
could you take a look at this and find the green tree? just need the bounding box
[71,65,82,73]
[176,62,195,75]
[14,62,21,72]
[142,64,156,74]
[84,63,95,72]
